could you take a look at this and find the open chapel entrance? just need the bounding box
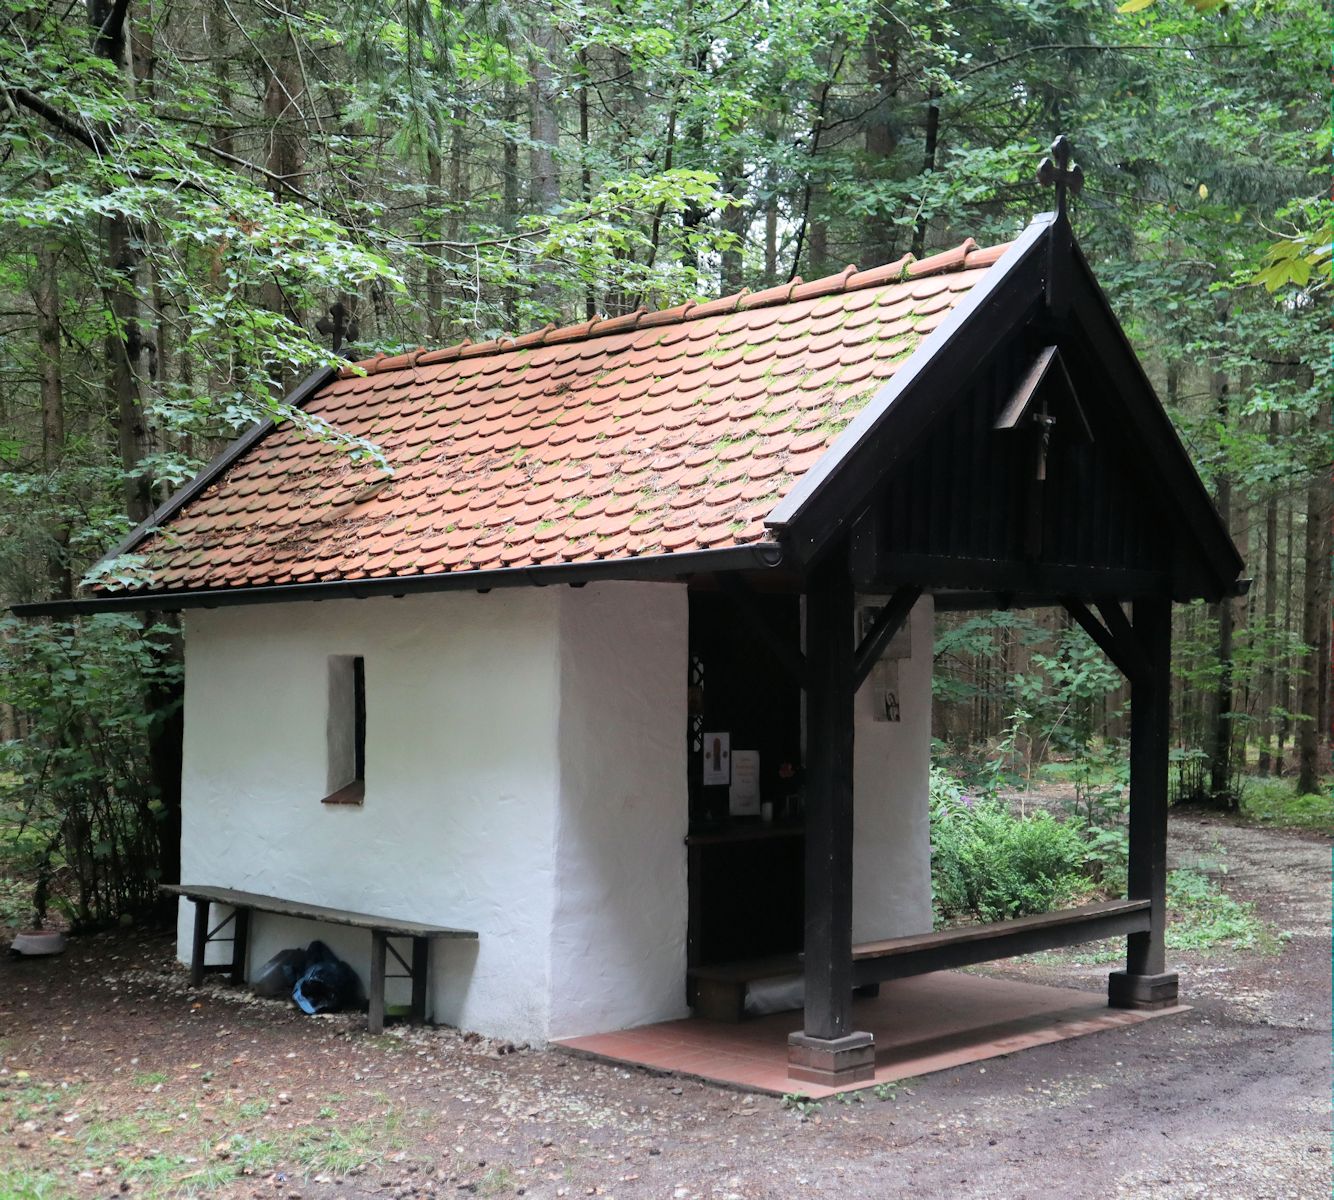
[684,589,805,983]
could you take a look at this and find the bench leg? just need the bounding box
[190,899,210,987]
[230,908,251,985]
[410,937,429,1025]
[693,977,747,1023]
[368,929,387,1034]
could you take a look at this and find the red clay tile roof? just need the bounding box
[116,239,1012,593]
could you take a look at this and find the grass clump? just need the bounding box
[1238,776,1334,834]
[1166,867,1277,953]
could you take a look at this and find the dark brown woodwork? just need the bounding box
[801,547,858,1041]
[161,884,477,940]
[851,585,921,693]
[1062,599,1148,683]
[164,884,475,1034]
[716,573,808,686]
[190,896,210,986]
[368,929,387,1033]
[852,899,1149,987]
[1125,597,1171,978]
[230,907,251,985]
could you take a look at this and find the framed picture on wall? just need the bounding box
[702,731,731,785]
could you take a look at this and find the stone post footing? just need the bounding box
[1108,970,1179,1010]
[786,1030,876,1086]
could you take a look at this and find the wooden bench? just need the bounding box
[162,884,478,1033]
[687,899,1151,1022]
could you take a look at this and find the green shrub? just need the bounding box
[929,770,1090,924]
[1238,776,1334,834]
[0,614,181,928]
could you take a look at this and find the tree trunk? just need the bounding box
[261,4,306,375]
[1257,411,1280,772]
[1208,352,1235,807]
[34,224,71,599]
[89,0,154,526]
[425,143,444,339]
[911,91,940,259]
[1297,399,1331,793]
[720,159,746,294]
[528,11,561,311]
[1277,492,1295,774]
[862,21,898,266]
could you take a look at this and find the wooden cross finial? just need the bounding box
[316,300,359,353]
[1037,135,1084,221]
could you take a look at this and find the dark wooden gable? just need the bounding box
[775,216,1242,605]
[850,331,1204,600]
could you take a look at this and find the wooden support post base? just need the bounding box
[1108,970,1178,1010]
[786,1031,875,1087]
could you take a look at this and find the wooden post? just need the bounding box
[788,547,875,1085]
[410,937,429,1025]
[368,929,388,1033]
[1110,595,1179,1009]
[190,898,210,986]
[229,908,251,985]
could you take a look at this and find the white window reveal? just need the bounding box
[324,655,366,805]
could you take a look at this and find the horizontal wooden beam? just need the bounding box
[865,554,1168,598]
[850,900,1151,987]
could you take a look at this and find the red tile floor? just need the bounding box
[556,971,1188,1098]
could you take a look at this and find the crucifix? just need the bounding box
[1037,135,1084,221]
[995,343,1094,560]
[316,300,359,353]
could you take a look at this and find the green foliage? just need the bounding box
[929,769,1090,925]
[1165,867,1272,953]
[0,614,181,926]
[1238,776,1334,835]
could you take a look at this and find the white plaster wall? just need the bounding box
[176,589,563,1042]
[548,582,690,1038]
[851,595,935,942]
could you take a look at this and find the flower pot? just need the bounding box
[9,930,67,957]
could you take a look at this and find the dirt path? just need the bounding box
[2,813,1328,1200]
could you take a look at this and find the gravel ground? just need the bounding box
[1,811,1328,1200]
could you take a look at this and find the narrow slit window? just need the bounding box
[324,655,366,805]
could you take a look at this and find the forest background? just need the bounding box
[0,0,1328,927]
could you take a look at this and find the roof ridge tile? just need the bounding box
[336,236,1004,378]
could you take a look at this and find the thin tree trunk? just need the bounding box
[862,21,898,266]
[1208,351,1235,807]
[578,48,596,320]
[911,91,940,259]
[1277,490,1295,774]
[528,10,561,311]
[425,143,444,339]
[1297,399,1331,793]
[720,159,746,294]
[1257,410,1280,773]
[34,226,70,598]
[89,0,154,525]
[261,3,306,374]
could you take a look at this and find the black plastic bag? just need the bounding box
[292,940,364,1014]
[251,947,310,999]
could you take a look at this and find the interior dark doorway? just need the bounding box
[685,589,805,973]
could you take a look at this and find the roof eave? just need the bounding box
[89,366,338,571]
[10,543,787,618]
